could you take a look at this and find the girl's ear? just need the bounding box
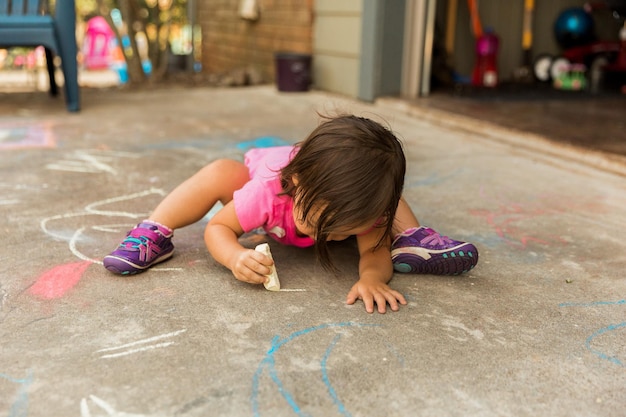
[291,175,299,186]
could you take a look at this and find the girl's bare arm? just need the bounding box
[346,229,407,313]
[204,201,273,284]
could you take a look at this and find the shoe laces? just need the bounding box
[421,230,453,246]
[120,227,160,250]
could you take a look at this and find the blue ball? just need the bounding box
[554,7,595,49]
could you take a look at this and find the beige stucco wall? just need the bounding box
[312,0,363,97]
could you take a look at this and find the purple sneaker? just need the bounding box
[391,227,478,275]
[103,221,174,275]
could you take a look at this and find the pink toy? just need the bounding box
[83,16,115,70]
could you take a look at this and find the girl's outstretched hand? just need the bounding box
[346,279,407,314]
[230,248,274,285]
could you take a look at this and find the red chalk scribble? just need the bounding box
[0,123,56,150]
[471,187,607,249]
[29,261,91,299]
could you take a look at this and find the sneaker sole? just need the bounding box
[103,251,174,275]
[392,243,478,275]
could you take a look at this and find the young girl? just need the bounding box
[104,115,478,313]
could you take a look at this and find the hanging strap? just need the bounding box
[467,0,483,38]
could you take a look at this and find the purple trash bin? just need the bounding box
[274,52,312,92]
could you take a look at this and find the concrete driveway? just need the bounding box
[0,86,624,416]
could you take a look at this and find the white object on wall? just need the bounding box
[239,0,259,21]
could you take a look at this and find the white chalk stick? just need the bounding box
[255,243,280,291]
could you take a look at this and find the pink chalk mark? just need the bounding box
[30,261,92,299]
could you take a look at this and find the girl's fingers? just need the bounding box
[382,295,397,312]
[374,289,406,313]
[373,293,388,313]
[346,285,407,314]
[390,289,407,306]
[232,250,273,283]
[362,294,375,313]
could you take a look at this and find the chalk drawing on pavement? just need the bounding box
[31,189,180,300]
[251,322,397,417]
[0,183,49,207]
[236,136,290,151]
[40,188,180,271]
[560,300,625,367]
[0,370,33,417]
[0,123,55,149]
[46,150,139,175]
[585,323,626,367]
[470,186,608,250]
[405,168,464,188]
[29,260,92,300]
[95,329,187,359]
[559,300,626,308]
[80,394,156,417]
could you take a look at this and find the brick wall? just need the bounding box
[198,0,314,83]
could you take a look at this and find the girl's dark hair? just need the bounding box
[280,114,406,271]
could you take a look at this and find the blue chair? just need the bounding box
[0,0,80,111]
